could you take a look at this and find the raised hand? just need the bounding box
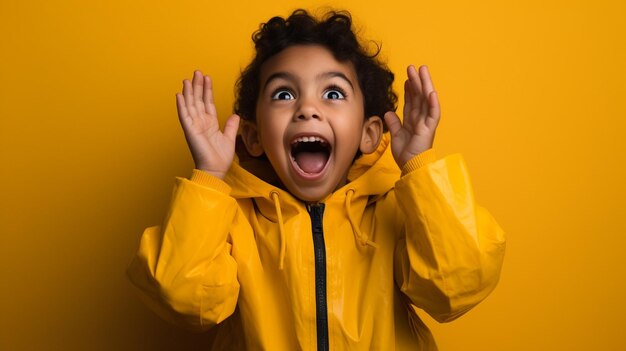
[176,70,240,179]
[384,65,440,168]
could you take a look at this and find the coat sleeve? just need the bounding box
[126,173,240,331]
[393,153,506,323]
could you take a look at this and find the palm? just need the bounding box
[384,65,440,168]
[176,70,240,179]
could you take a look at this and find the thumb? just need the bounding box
[223,114,241,142]
[384,111,402,136]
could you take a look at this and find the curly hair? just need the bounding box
[234,9,397,128]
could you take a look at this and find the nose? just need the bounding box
[293,95,321,121]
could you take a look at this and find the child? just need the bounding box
[127,9,505,351]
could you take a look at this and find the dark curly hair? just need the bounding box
[234,9,397,128]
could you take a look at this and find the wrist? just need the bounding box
[190,169,231,194]
[400,148,437,176]
[195,164,227,180]
[195,162,228,180]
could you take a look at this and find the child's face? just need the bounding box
[246,45,380,202]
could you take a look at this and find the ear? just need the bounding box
[359,116,383,154]
[240,120,264,157]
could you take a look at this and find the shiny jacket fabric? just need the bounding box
[127,135,506,350]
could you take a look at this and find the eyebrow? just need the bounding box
[262,71,355,91]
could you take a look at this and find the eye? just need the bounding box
[271,89,295,100]
[322,87,346,100]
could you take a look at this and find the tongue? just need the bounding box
[294,152,328,174]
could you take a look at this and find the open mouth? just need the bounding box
[290,136,332,176]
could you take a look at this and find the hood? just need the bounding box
[225,133,400,269]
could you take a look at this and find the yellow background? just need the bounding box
[1,0,625,350]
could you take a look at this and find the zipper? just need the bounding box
[308,203,329,351]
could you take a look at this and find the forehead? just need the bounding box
[259,45,359,88]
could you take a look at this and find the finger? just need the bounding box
[419,66,437,121]
[182,79,198,117]
[403,80,418,134]
[384,111,403,136]
[192,70,204,103]
[192,70,206,114]
[407,65,423,97]
[223,114,241,142]
[419,65,435,96]
[176,93,190,124]
[402,80,411,121]
[203,75,217,117]
[177,93,198,134]
[407,65,424,121]
[427,91,441,128]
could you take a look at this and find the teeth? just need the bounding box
[291,136,327,144]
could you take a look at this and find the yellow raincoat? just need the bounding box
[127,134,505,350]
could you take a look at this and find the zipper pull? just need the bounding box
[307,203,325,234]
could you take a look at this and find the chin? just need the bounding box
[289,186,332,203]
[293,192,327,203]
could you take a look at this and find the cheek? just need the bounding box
[335,109,365,143]
[257,119,287,155]
[333,129,363,166]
